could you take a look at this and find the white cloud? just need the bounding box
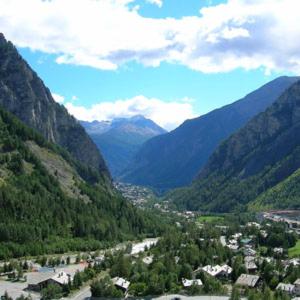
[0,0,300,73]
[146,0,163,8]
[71,95,78,101]
[64,95,196,130]
[52,93,64,103]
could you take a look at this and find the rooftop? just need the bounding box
[113,277,130,290]
[236,274,260,287]
[276,283,295,292]
[182,278,203,288]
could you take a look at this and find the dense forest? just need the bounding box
[0,105,165,259]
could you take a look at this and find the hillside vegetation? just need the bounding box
[0,106,164,259]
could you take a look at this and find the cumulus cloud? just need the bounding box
[64,95,196,130]
[0,0,300,74]
[52,93,64,103]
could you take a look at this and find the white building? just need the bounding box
[113,277,130,292]
[202,264,232,277]
[276,283,295,295]
[182,278,203,288]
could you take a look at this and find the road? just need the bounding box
[66,285,91,300]
[154,296,230,300]
[68,293,234,300]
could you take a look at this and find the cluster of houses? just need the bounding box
[234,274,300,297]
[114,182,152,207]
[263,211,300,235]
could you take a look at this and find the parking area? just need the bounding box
[0,263,87,299]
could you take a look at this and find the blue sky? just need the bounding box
[1,0,298,130]
[20,47,285,115]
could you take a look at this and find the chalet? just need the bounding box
[182,278,203,288]
[245,256,258,272]
[276,283,295,295]
[274,247,284,255]
[28,271,72,292]
[113,277,130,293]
[245,261,258,273]
[227,244,239,252]
[247,222,261,229]
[243,247,256,256]
[235,274,260,288]
[294,278,300,295]
[202,264,232,278]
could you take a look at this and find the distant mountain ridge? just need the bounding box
[81,115,166,177]
[169,79,300,212]
[120,76,299,192]
[0,33,109,178]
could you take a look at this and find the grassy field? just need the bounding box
[197,215,225,223]
[289,240,300,257]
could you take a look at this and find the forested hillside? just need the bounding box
[121,77,298,192]
[168,80,300,212]
[0,33,109,177]
[0,106,163,260]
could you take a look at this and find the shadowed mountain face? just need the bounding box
[81,115,166,177]
[169,79,300,212]
[120,76,299,192]
[0,33,109,178]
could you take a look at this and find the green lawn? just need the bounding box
[197,215,224,223]
[289,240,300,258]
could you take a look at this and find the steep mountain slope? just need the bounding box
[120,77,299,192]
[0,33,109,177]
[0,106,163,259]
[250,168,300,211]
[168,79,300,212]
[81,116,166,177]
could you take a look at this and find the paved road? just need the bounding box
[154,296,230,300]
[0,280,39,300]
[67,293,232,300]
[65,285,91,300]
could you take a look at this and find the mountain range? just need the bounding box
[168,79,300,212]
[0,33,109,179]
[120,76,299,192]
[81,116,166,177]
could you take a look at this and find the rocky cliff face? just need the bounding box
[0,33,109,178]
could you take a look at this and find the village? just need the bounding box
[1,210,300,299]
[0,213,300,300]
